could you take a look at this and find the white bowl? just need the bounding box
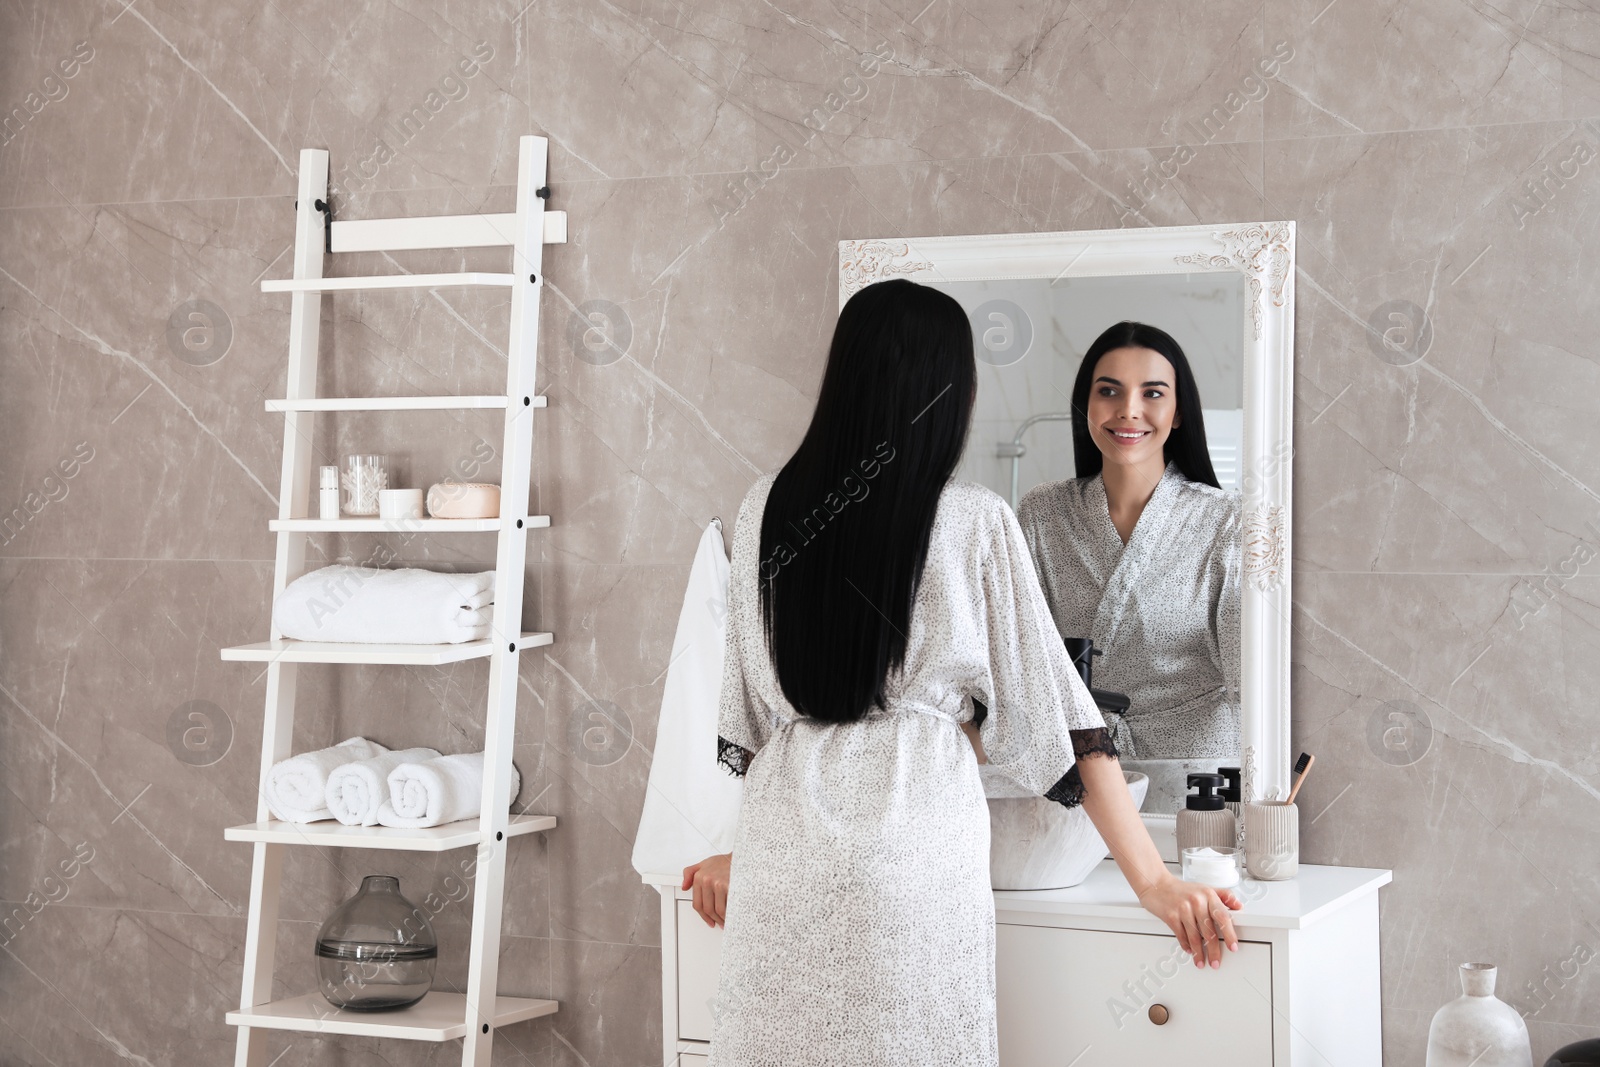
[982,767,1150,890]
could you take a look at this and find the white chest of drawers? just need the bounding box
[647,861,1391,1066]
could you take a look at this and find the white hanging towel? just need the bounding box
[632,519,742,882]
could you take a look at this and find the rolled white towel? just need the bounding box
[265,737,389,823]
[376,752,520,829]
[272,566,496,645]
[325,747,442,826]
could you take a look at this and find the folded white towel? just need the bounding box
[325,747,442,826]
[265,737,389,823]
[376,752,520,828]
[272,566,497,645]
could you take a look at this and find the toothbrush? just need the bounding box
[1285,752,1315,804]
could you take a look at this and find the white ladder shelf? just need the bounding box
[222,135,565,1067]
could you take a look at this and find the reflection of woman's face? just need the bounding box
[1085,346,1181,469]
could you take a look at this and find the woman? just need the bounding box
[1018,321,1240,761]
[684,283,1239,1067]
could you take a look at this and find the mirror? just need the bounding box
[839,224,1295,816]
[938,273,1245,506]
[939,273,1245,808]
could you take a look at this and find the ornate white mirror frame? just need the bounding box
[838,221,1296,813]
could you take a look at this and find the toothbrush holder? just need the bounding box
[1244,801,1299,881]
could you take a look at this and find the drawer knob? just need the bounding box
[1148,1004,1170,1026]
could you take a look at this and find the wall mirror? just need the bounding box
[838,223,1295,820]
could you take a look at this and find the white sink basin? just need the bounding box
[981,766,1149,890]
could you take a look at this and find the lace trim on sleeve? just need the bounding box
[1043,726,1120,810]
[717,735,754,778]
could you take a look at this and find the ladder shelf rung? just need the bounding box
[261,272,516,293]
[269,516,550,533]
[224,813,556,852]
[265,395,549,412]
[329,210,568,253]
[221,632,553,665]
[226,991,558,1041]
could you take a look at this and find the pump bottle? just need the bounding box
[1175,773,1237,854]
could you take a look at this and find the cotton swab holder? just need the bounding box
[343,455,388,516]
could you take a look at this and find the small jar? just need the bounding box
[378,488,424,521]
[1182,846,1241,889]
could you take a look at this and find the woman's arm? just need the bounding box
[683,745,758,928]
[1077,754,1242,969]
[961,718,987,762]
[968,716,1241,969]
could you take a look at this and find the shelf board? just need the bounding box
[225,813,556,852]
[221,631,553,665]
[269,516,550,533]
[261,272,516,293]
[265,395,549,412]
[329,210,567,253]
[226,991,558,1041]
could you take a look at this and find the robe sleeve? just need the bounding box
[974,502,1110,797]
[1212,505,1242,704]
[716,488,774,778]
[716,641,766,777]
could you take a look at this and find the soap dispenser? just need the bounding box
[1216,766,1244,852]
[1176,773,1237,853]
[1217,766,1243,819]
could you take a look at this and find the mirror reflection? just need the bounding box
[932,275,1244,792]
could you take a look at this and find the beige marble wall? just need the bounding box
[1,0,1596,1063]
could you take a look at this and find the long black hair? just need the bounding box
[1070,320,1220,488]
[759,279,976,723]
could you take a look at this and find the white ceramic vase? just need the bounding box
[1424,963,1532,1067]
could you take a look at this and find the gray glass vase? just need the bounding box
[315,875,437,1011]
[1425,963,1532,1067]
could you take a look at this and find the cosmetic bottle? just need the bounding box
[318,465,341,520]
[1217,766,1242,819]
[1216,766,1244,851]
[1175,773,1237,854]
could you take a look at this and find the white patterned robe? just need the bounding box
[707,473,1106,1067]
[1016,463,1242,759]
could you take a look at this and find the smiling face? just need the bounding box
[1084,345,1181,470]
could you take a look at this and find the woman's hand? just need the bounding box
[682,853,733,928]
[1134,870,1241,969]
[1075,755,1241,969]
